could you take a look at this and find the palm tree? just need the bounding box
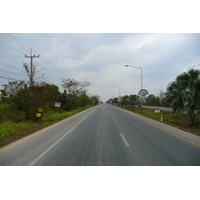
[122,95,130,107]
[129,94,139,107]
[166,69,200,126]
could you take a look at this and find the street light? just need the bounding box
[113,86,120,96]
[125,65,143,90]
[125,65,143,113]
[187,64,200,70]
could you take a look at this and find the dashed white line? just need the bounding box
[120,133,130,147]
[111,116,114,120]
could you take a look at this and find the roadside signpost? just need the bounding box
[54,102,61,108]
[36,107,43,119]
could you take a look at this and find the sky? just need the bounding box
[1,33,200,102]
[1,1,200,103]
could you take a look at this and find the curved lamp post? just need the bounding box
[125,65,143,90]
[125,65,143,112]
[113,86,120,96]
[187,64,200,70]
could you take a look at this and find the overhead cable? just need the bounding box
[0,34,30,53]
[0,40,26,55]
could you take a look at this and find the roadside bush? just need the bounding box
[0,104,26,123]
[0,121,36,142]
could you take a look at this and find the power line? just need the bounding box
[25,49,39,87]
[2,34,64,78]
[0,69,27,76]
[4,34,65,78]
[0,45,60,80]
[0,61,25,73]
[0,33,30,53]
[5,33,30,51]
[1,59,62,83]
[32,50,64,77]
[1,34,65,82]
[0,40,26,55]
[37,59,64,78]
[0,76,23,81]
[41,56,64,75]
[34,61,63,79]
[0,62,43,81]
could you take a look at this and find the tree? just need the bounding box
[122,95,130,107]
[129,94,139,107]
[112,97,118,105]
[138,89,149,112]
[145,94,160,106]
[1,81,60,121]
[138,89,149,103]
[90,95,100,105]
[61,78,91,109]
[166,69,200,126]
[159,90,165,106]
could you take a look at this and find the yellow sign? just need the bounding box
[38,108,43,112]
[36,113,42,118]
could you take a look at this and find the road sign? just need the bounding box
[36,113,42,118]
[54,102,61,107]
[38,107,43,112]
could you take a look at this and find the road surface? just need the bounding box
[0,104,200,166]
[142,105,173,111]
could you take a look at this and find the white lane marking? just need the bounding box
[28,108,97,166]
[120,133,130,147]
[111,116,114,120]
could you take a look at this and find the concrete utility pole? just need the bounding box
[25,49,39,87]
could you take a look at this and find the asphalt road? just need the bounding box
[142,105,173,111]
[0,104,200,166]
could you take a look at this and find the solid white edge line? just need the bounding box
[120,133,130,147]
[28,107,97,166]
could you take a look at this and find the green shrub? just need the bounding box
[0,121,36,141]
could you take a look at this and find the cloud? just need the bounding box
[1,33,200,101]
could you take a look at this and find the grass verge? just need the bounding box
[117,106,200,136]
[0,105,94,148]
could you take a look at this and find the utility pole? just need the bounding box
[25,49,39,87]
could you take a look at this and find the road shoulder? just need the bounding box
[113,106,200,147]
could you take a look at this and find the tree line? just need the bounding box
[107,69,200,126]
[0,76,99,122]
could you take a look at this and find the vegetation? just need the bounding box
[0,105,93,148]
[166,69,200,126]
[108,91,168,107]
[61,78,92,110]
[0,73,100,147]
[1,62,200,147]
[107,69,200,128]
[145,93,168,107]
[1,81,60,121]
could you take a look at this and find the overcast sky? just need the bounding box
[1,1,200,102]
[1,33,200,101]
